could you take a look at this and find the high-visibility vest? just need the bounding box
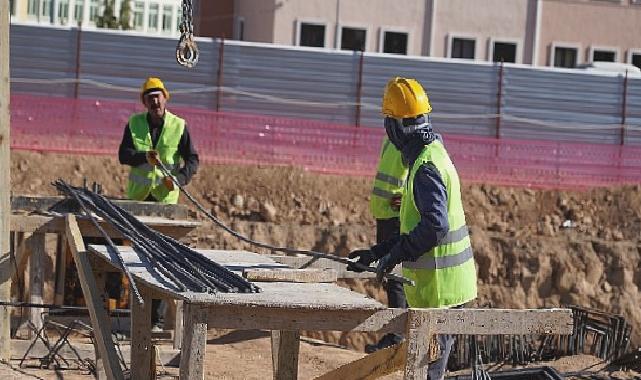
[126,111,184,204]
[369,137,408,220]
[400,140,477,308]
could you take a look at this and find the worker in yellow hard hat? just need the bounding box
[348,77,477,380]
[118,76,199,331]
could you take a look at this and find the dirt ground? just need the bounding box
[8,150,641,379]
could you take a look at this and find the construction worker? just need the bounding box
[118,77,199,331]
[349,77,477,380]
[363,137,408,353]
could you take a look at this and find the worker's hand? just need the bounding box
[162,176,176,191]
[390,194,402,211]
[146,150,160,166]
[376,254,397,283]
[347,249,376,272]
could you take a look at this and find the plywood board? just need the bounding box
[243,268,337,283]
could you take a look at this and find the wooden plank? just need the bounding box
[314,342,407,380]
[268,255,375,279]
[173,300,184,350]
[9,232,29,283]
[271,330,300,380]
[0,2,10,355]
[244,268,337,283]
[11,214,200,238]
[65,214,125,380]
[130,284,153,379]
[11,195,190,219]
[404,310,432,380]
[28,233,46,334]
[423,308,573,335]
[179,302,208,380]
[54,233,68,304]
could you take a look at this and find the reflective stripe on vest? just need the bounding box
[370,137,408,219]
[399,140,477,308]
[126,111,184,204]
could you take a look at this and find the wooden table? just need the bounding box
[87,244,385,379]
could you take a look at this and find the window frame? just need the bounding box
[447,33,478,60]
[628,48,641,69]
[337,23,369,52]
[549,41,581,68]
[588,45,619,63]
[378,27,410,55]
[294,19,328,48]
[488,37,521,64]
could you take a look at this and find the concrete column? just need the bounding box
[142,0,148,33]
[52,0,59,24]
[82,0,90,26]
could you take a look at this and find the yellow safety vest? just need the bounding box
[400,140,477,308]
[126,111,184,204]
[370,137,408,219]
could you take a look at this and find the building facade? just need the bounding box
[192,0,641,69]
[10,0,182,36]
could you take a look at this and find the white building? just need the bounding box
[10,0,182,36]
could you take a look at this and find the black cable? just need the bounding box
[157,162,416,286]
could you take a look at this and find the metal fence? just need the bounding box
[9,23,641,147]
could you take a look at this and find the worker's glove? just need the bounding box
[390,194,402,211]
[146,150,160,166]
[162,176,176,191]
[346,244,388,272]
[376,250,403,283]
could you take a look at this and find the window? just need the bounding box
[592,49,616,62]
[74,2,83,22]
[58,0,69,23]
[632,53,641,70]
[148,3,159,31]
[493,42,517,63]
[341,27,366,51]
[89,0,100,22]
[41,0,51,17]
[451,37,475,59]
[133,1,144,30]
[382,31,408,55]
[27,0,38,16]
[162,5,173,32]
[299,23,325,47]
[553,46,578,68]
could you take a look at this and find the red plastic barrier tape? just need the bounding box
[10,94,641,189]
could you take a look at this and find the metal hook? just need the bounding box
[176,35,199,68]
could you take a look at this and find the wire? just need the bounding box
[156,161,415,286]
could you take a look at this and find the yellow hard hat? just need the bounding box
[140,77,170,102]
[382,77,431,119]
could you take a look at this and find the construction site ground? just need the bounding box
[8,150,641,379]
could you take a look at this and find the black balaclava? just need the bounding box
[384,114,435,155]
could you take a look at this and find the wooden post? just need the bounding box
[404,310,432,380]
[173,300,184,350]
[28,233,45,334]
[0,0,11,361]
[179,302,208,380]
[130,284,153,379]
[271,330,300,380]
[54,234,68,304]
[65,215,124,380]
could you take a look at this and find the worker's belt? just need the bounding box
[375,172,404,187]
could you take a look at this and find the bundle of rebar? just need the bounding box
[54,180,260,298]
[448,305,631,371]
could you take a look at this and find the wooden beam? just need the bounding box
[0,0,11,360]
[130,283,153,379]
[65,214,125,380]
[54,234,68,304]
[314,342,407,380]
[28,233,45,334]
[180,302,208,379]
[404,310,432,379]
[268,255,374,279]
[271,330,300,380]
[244,268,337,283]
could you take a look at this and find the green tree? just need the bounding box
[119,0,132,30]
[96,0,118,29]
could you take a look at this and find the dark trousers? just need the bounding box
[376,218,407,309]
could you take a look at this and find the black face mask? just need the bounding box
[384,115,432,151]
